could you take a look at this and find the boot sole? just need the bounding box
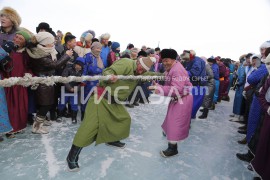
[105,143,126,149]
[66,161,80,172]
[160,151,178,158]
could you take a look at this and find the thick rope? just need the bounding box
[0,73,164,87]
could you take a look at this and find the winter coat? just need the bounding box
[100,46,110,68]
[0,27,17,45]
[233,64,246,115]
[251,76,270,180]
[184,56,207,86]
[27,47,71,105]
[247,64,268,142]
[62,65,83,92]
[218,62,226,78]
[3,50,31,133]
[107,51,120,66]
[73,58,140,147]
[211,63,219,80]
[83,52,104,90]
[56,45,79,75]
[202,64,215,108]
[156,61,193,141]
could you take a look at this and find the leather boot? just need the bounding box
[71,111,78,124]
[237,137,247,144]
[236,151,254,162]
[198,108,209,119]
[160,143,178,157]
[66,144,83,172]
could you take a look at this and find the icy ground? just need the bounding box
[0,92,256,180]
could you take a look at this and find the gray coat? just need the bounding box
[202,64,215,108]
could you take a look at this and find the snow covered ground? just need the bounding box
[0,92,256,180]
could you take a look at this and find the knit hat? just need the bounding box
[99,33,110,40]
[111,42,120,51]
[160,49,178,59]
[0,7,21,29]
[260,41,270,49]
[35,32,55,45]
[36,22,52,33]
[16,30,31,42]
[139,57,154,71]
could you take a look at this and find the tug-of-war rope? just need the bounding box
[0,73,165,87]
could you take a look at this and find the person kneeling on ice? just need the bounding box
[66,57,154,171]
[149,49,193,157]
[57,57,84,124]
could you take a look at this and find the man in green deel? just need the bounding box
[66,57,155,172]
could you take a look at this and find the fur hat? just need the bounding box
[139,57,154,71]
[36,22,52,33]
[84,29,95,38]
[35,32,54,45]
[80,32,93,43]
[180,50,196,60]
[160,49,178,60]
[99,33,110,40]
[260,41,270,49]
[0,7,21,29]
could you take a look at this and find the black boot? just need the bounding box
[56,110,64,123]
[236,151,254,162]
[237,137,247,144]
[160,143,178,157]
[238,129,247,134]
[49,109,57,121]
[66,144,83,172]
[81,111,85,122]
[198,108,209,119]
[106,141,126,148]
[71,111,78,124]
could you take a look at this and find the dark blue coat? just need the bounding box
[185,56,207,86]
[247,64,268,142]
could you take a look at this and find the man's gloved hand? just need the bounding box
[2,41,17,53]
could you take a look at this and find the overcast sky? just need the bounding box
[1,0,270,60]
